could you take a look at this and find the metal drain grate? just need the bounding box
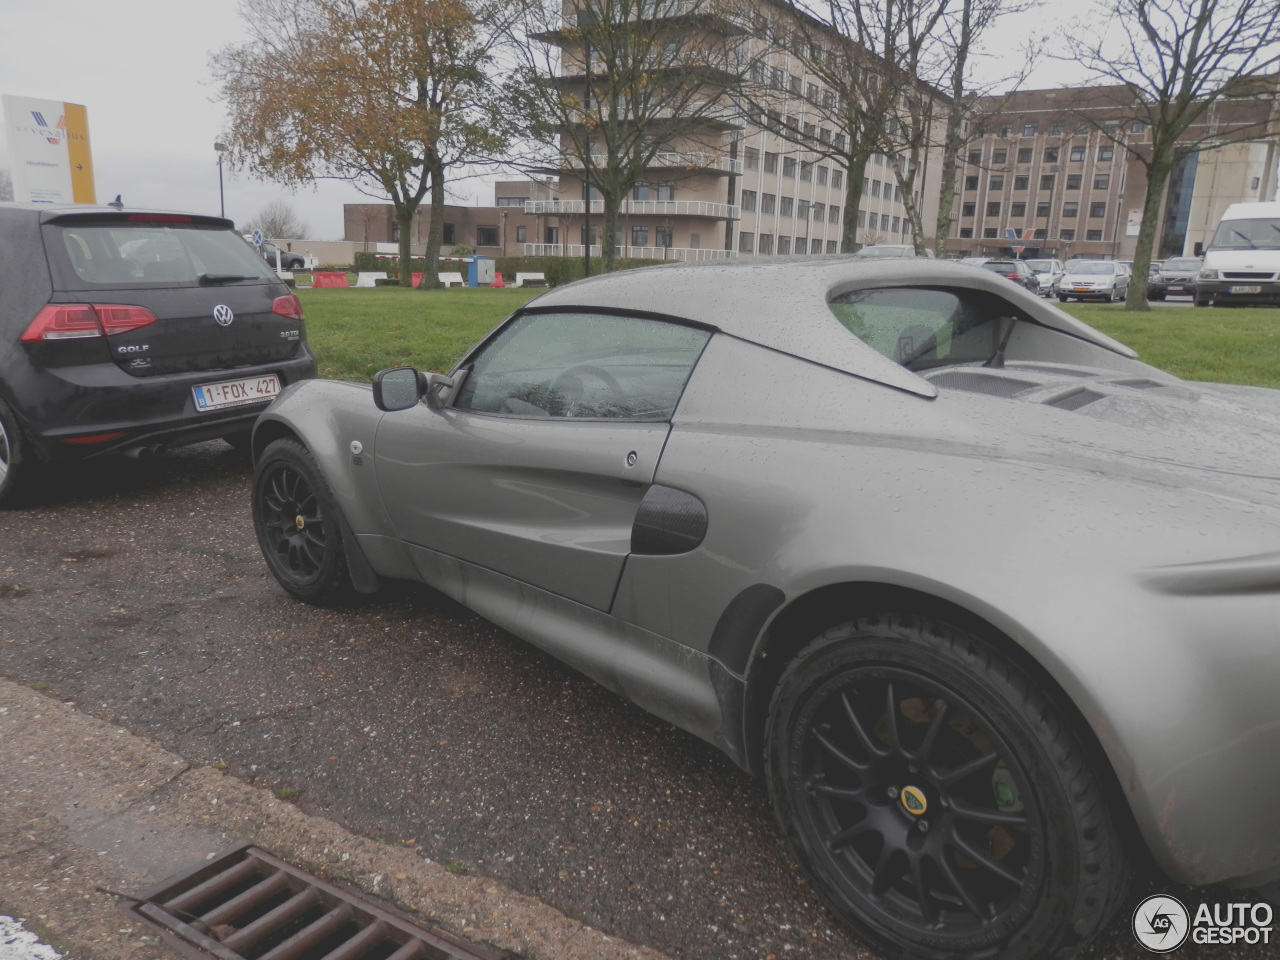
[119,845,506,960]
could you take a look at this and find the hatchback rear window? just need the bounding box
[47,221,277,286]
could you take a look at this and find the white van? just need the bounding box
[1196,201,1280,306]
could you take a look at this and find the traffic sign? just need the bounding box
[251,229,263,247]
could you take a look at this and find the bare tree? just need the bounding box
[1062,0,1280,310]
[213,0,515,287]
[509,0,749,271]
[244,199,310,239]
[0,169,13,202]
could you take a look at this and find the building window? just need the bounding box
[1011,201,1026,217]
[863,177,870,195]
[992,148,1007,163]
[827,240,838,253]
[1103,119,1120,134]
[690,233,700,248]
[1070,145,1085,162]
[798,200,810,219]
[999,124,1012,138]
[778,236,791,255]
[780,196,794,217]
[765,151,779,173]
[1036,201,1050,217]
[632,225,650,246]
[1044,147,1059,162]
[1087,229,1103,241]
[990,175,1004,189]
[881,214,891,230]
[829,205,840,222]
[738,231,754,253]
[741,189,757,211]
[1067,174,1082,189]
[1017,147,1033,163]
[751,61,765,83]
[819,127,832,144]
[817,165,828,185]
[1022,122,1037,136]
[800,161,813,181]
[1033,228,1047,239]
[804,122,816,140]
[832,170,843,188]
[743,147,760,170]
[962,202,976,216]
[806,81,818,102]
[835,134,847,151]
[758,234,773,255]
[476,225,499,247]
[515,225,527,243]
[1062,201,1078,217]
[1076,121,1092,135]
[496,197,528,207]
[1059,228,1075,241]
[986,201,1001,216]
[871,180,882,197]
[761,193,776,214]
[1040,174,1055,190]
[891,216,901,233]
[442,223,456,245]
[812,202,825,220]
[1090,202,1107,217]
[983,227,998,238]
[1098,145,1115,161]
[959,227,974,238]
[857,210,866,227]
[783,157,797,178]
[968,149,983,164]
[544,226,558,245]
[655,226,672,247]
[965,175,979,190]
[633,181,651,201]
[789,74,801,94]
[1014,175,1029,190]
[657,181,675,201]
[1094,174,1110,189]
[1050,121,1064,136]
[1132,120,1146,134]
[771,66,784,88]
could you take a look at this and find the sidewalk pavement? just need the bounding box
[0,679,674,960]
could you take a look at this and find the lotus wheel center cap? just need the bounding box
[295,515,305,531]
[900,785,927,816]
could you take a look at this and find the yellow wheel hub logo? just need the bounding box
[295,515,306,530]
[901,786,927,816]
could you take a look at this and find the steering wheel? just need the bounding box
[549,364,626,414]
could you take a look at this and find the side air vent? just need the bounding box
[927,370,1043,399]
[632,484,708,556]
[1045,388,1107,411]
[120,845,503,960]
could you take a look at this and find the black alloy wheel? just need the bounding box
[0,398,29,509]
[252,438,354,603]
[768,615,1129,960]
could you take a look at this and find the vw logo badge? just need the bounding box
[213,304,234,326]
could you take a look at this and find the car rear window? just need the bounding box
[46,220,277,286]
[1163,258,1200,271]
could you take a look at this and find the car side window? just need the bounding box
[453,312,712,420]
[828,287,1027,369]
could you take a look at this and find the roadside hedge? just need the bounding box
[352,252,675,287]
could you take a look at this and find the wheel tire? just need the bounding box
[252,438,357,605]
[1056,294,1068,303]
[0,398,33,509]
[766,614,1130,960]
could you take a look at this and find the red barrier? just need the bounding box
[312,272,350,288]
[411,273,423,288]
[491,272,505,288]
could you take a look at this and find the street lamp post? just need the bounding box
[214,143,229,219]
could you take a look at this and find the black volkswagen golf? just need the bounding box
[0,204,317,506]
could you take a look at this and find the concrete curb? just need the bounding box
[0,679,673,960]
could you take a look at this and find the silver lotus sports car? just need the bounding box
[250,258,1280,960]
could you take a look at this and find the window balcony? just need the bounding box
[524,199,739,219]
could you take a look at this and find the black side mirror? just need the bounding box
[372,367,422,411]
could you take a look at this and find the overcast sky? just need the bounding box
[0,0,1078,241]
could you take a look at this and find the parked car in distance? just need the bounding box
[1195,201,1280,306]
[1057,260,1130,301]
[972,258,1040,292]
[248,257,1280,960]
[0,203,316,506]
[255,240,307,271]
[1024,257,1065,297]
[1149,256,1202,300]
[852,243,935,258]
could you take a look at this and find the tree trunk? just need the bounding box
[840,152,872,252]
[600,187,619,273]
[419,157,446,290]
[1123,158,1173,312]
[396,205,415,288]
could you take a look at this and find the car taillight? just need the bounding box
[272,294,305,321]
[20,304,158,342]
[1004,273,1019,280]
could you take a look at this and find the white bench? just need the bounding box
[440,272,466,287]
[355,271,388,288]
[514,272,547,287]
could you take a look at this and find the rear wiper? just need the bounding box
[198,273,255,285]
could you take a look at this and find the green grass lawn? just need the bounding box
[1059,302,1280,389]
[298,285,1280,391]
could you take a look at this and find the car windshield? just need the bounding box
[49,220,277,285]
[828,286,1030,371]
[856,245,911,258]
[1067,262,1115,276]
[1025,260,1054,273]
[1162,258,1201,271]
[981,262,1018,273]
[1209,217,1280,250]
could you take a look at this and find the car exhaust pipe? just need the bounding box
[122,444,163,460]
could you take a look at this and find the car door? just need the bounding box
[374,310,712,612]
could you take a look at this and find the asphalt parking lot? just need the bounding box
[0,442,1270,960]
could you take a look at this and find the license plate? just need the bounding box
[1073,287,1091,292]
[1229,285,1262,294]
[193,374,281,411]
[1167,285,1183,292]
